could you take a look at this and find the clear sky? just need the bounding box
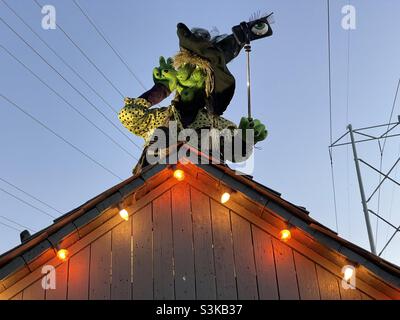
[0,0,399,265]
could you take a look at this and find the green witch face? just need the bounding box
[153,56,209,103]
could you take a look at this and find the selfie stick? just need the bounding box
[245,42,252,119]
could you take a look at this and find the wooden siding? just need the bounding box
[3,182,382,300]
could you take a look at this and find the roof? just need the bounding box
[1,144,400,296]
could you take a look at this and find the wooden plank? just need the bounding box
[210,199,237,300]
[293,251,320,300]
[46,262,68,300]
[67,246,90,300]
[111,221,132,300]
[182,174,398,300]
[339,283,362,300]
[231,212,258,300]
[132,204,153,300]
[171,182,196,300]
[272,238,299,300]
[190,187,216,300]
[360,292,373,300]
[10,291,22,300]
[153,191,175,300]
[89,231,112,300]
[251,226,279,300]
[0,178,180,301]
[3,172,396,301]
[22,278,44,300]
[316,265,341,300]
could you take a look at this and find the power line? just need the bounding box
[72,0,147,91]
[0,93,124,181]
[0,15,141,157]
[329,149,339,232]
[327,0,339,232]
[382,79,400,153]
[0,44,137,161]
[0,185,55,219]
[375,80,400,247]
[33,0,125,99]
[345,0,352,241]
[0,215,36,233]
[0,221,21,233]
[386,143,400,244]
[2,0,120,116]
[327,0,333,146]
[0,176,62,214]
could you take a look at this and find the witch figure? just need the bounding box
[118,16,273,174]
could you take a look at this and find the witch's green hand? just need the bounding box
[176,65,205,89]
[238,117,268,144]
[153,56,177,92]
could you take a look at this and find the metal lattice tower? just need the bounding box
[330,116,400,256]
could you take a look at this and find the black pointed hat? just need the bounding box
[175,23,243,115]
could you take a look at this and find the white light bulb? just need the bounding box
[343,266,354,281]
[220,192,231,204]
[119,209,129,221]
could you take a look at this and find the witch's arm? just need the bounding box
[118,97,171,139]
[118,57,176,139]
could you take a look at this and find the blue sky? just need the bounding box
[0,0,399,265]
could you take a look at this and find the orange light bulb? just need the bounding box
[279,229,291,242]
[57,249,69,261]
[173,169,185,181]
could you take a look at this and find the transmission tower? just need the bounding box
[330,116,400,256]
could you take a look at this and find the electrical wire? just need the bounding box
[0,215,36,233]
[376,80,400,248]
[382,79,400,153]
[0,44,138,161]
[345,0,352,240]
[386,143,400,244]
[327,0,339,232]
[0,176,62,214]
[72,0,147,91]
[2,0,121,116]
[33,0,125,98]
[329,149,339,232]
[0,93,124,181]
[327,0,333,146]
[0,15,141,157]
[0,186,55,219]
[0,221,21,233]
